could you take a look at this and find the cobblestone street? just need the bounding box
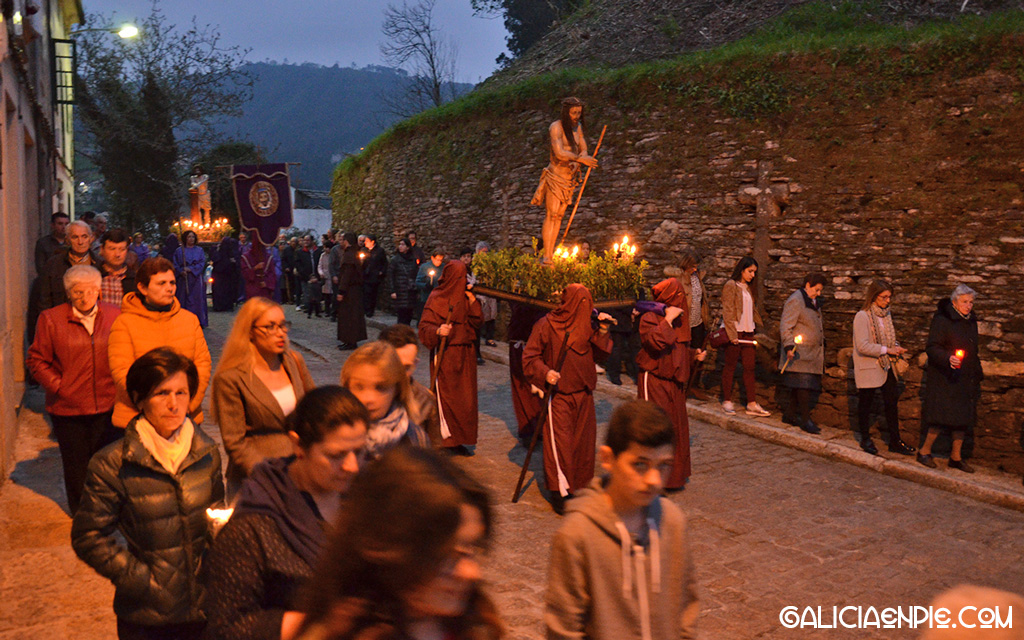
[2,308,1023,639]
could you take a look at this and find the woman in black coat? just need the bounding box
[917,284,982,473]
[389,238,420,325]
[72,348,224,640]
[203,386,370,640]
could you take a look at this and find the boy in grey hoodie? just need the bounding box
[545,399,699,640]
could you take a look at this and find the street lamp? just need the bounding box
[68,23,140,38]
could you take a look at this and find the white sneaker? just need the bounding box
[746,402,771,417]
[722,401,736,415]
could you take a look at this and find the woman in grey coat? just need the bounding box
[851,279,916,456]
[779,273,827,434]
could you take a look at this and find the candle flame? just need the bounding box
[429,269,436,276]
[206,507,234,524]
[955,349,965,358]
[629,245,637,255]
[622,235,629,245]
[572,245,579,256]
[794,335,804,344]
[613,243,619,252]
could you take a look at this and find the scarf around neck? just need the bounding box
[867,304,897,371]
[135,416,194,474]
[366,402,411,458]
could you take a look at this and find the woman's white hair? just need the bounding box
[63,264,102,292]
[951,283,977,303]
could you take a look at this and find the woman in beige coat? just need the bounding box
[851,280,916,456]
[212,297,315,495]
[779,273,826,434]
[720,256,770,417]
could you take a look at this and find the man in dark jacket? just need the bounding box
[332,232,367,349]
[361,234,388,317]
[39,220,98,310]
[280,238,297,305]
[294,235,322,317]
[35,211,70,273]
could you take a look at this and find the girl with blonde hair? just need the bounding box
[341,340,428,458]
[212,297,315,494]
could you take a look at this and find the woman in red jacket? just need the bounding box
[418,260,483,454]
[27,265,120,514]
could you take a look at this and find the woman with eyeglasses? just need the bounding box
[213,297,316,496]
[293,446,501,640]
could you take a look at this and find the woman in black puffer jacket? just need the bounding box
[917,284,983,473]
[72,347,225,640]
[389,238,420,325]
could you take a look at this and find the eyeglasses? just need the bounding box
[68,287,100,298]
[253,321,292,334]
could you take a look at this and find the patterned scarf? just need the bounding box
[366,402,410,458]
[867,304,897,371]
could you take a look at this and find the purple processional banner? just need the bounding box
[231,163,293,246]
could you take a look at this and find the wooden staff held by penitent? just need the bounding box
[559,124,608,247]
[430,304,455,391]
[512,330,571,503]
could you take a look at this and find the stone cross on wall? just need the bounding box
[737,160,794,313]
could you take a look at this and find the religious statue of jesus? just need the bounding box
[189,164,212,226]
[531,97,598,263]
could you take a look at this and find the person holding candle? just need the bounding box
[389,237,420,325]
[779,273,827,434]
[917,284,981,472]
[72,348,224,640]
[852,279,916,455]
[415,246,446,321]
[203,386,370,640]
[720,256,771,417]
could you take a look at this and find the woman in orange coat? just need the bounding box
[523,284,613,508]
[418,260,483,453]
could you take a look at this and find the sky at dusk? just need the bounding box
[80,0,510,84]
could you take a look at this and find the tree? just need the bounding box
[380,0,460,116]
[471,0,585,64]
[74,3,252,231]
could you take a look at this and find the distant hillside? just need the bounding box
[215,62,474,190]
[487,0,1024,87]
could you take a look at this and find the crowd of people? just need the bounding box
[25,211,1000,640]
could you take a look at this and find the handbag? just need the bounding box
[708,322,731,349]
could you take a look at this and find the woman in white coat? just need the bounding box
[851,279,916,456]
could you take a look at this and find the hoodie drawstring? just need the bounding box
[647,516,661,593]
[614,521,632,598]
[616,520,659,640]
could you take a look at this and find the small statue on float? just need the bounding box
[189,164,212,226]
[531,97,601,264]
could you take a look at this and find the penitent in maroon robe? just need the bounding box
[418,260,483,449]
[523,285,612,496]
[636,278,693,488]
[508,302,547,441]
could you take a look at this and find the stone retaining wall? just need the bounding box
[332,38,1024,474]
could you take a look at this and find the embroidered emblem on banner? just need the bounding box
[249,181,279,217]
